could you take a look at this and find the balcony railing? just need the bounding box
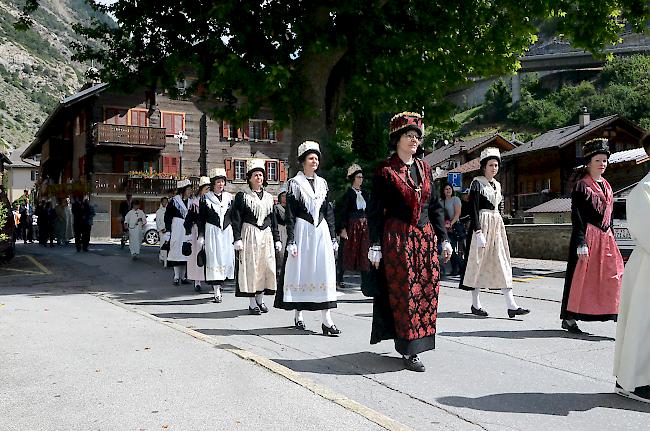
[515,191,559,211]
[93,173,199,195]
[93,123,167,149]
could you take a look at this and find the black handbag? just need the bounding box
[197,247,206,267]
[360,267,383,298]
[182,241,192,256]
[160,240,170,251]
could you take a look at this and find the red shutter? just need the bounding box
[222,120,230,139]
[225,158,234,180]
[279,161,287,182]
[162,156,179,176]
[243,121,249,140]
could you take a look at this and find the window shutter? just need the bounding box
[243,121,249,140]
[222,120,230,139]
[279,161,287,182]
[225,157,234,180]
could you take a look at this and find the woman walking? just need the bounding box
[460,147,529,318]
[274,190,288,282]
[367,112,452,371]
[338,164,370,281]
[185,176,210,292]
[442,183,465,276]
[561,139,623,334]
[231,159,282,315]
[275,141,340,335]
[198,168,236,303]
[614,134,650,403]
[124,200,146,259]
[164,179,192,286]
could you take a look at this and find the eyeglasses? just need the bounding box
[404,133,422,142]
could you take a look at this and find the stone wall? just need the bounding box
[505,223,571,260]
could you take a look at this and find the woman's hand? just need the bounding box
[340,228,348,240]
[287,243,298,257]
[442,241,453,263]
[368,245,382,269]
[577,244,589,262]
[475,230,487,248]
[233,240,243,251]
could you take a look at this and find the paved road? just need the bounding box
[2,242,649,430]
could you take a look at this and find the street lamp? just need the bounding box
[173,130,187,177]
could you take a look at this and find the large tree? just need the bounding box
[19,0,650,166]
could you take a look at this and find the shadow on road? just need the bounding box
[273,351,405,375]
[437,392,650,416]
[198,326,317,337]
[154,309,251,320]
[439,329,614,341]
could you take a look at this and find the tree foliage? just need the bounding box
[17,1,650,166]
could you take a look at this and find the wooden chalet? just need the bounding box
[22,83,292,238]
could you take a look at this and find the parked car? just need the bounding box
[0,190,16,260]
[143,213,160,245]
[612,198,635,264]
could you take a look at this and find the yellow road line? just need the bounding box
[0,267,43,274]
[94,293,414,431]
[513,275,545,283]
[20,255,52,275]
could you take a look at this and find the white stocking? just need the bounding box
[249,297,258,309]
[471,289,482,309]
[255,293,264,305]
[294,310,303,322]
[173,266,183,280]
[502,288,518,309]
[321,309,334,327]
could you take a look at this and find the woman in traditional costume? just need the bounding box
[560,138,623,333]
[197,168,236,303]
[367,112,452,372]
[184,176,210,292]
[164,179,192,286]
[460,147,530,318]
[231,159,282,314]
[275,141,340,335]
[274,190,288,282]
[614,133,650,404]
[124,199,146,259]
[338,164,370,283]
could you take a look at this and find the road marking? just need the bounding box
[94,293,413,431]
[0,255,51,277]
[513,275,546,283]
[21,255,52,275]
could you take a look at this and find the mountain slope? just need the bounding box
[0,0,113,153]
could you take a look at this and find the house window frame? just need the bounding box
[129,109,149,127]
[266,160,279,183]
[233,159,247,182]
[248,119,276,142]
[161,111,186,136]
[103,106,129,125]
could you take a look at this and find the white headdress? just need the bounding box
[176,179,191,188]
[209,167,227,179]
[246,158,266,174]
[198,176,211,187]
[347,163,362,178]
[480,147,501,162]
[297,141,320,159]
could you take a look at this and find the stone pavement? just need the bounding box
[2,242,649,430]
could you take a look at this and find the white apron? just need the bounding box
[614,173,650,391]
[167,217,188,263]
[237,223,276,294]
[128,227,143,255]
[283,218,337,304]
[205,223,235,281]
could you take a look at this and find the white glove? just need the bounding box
[233,240,243,251]
[287,243,298,257]
[198,236,205,246]
[163,232,171,242]
[577,244,589,260]
[275,241,283,252]
[475,230,487,248]
[368,245,382,264]
[442,240,453,255]
[183,234,193,242]
[332,239,339,253]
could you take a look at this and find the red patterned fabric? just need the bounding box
[379,156,432,225]
[342,217,370,272]
[383,218,440,341]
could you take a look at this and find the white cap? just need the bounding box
[246,158,266,174]
[177,179,191,189]
[198,176,211,187]
[297,140,320,159]
[209,167,227,179]
[479,147,501,162]
[346,163,362,178]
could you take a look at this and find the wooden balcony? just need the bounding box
[93,173,199,196]
[93,123,167,149]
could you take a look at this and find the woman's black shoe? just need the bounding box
[508,307,530,318]
[248,306,262,315]
[321,324,341,336]
[194,285,202,292]
[257,302,269,313]
[294,319,306,330]
[181,278,190,285]
[561,319,583,334]
[173,278,180,286]
[403,355,426,372]
[471,305,489,317]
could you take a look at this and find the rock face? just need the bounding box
[0,0,113,152]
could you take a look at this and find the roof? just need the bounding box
[0,152,10,166]
[424,133,513,167]
[525,198,571,213]
[22,83,109,158]
[8,145,38,168]
[503,115,619,158]
[608,147,649,165]
[614,182,640,200]
[450,157,480,174]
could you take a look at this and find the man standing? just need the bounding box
[155,197,168,237]
[124,200,146,259]
[72,196,94,252]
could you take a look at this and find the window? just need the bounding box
[31,170,38,181]
[104,108,128,125]
[130,109,148,127]
[162,112,185,136]
[249,119,276,141]
[234,159,247,181]
[266,160,278,182]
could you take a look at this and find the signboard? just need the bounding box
[447,172,462,190]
